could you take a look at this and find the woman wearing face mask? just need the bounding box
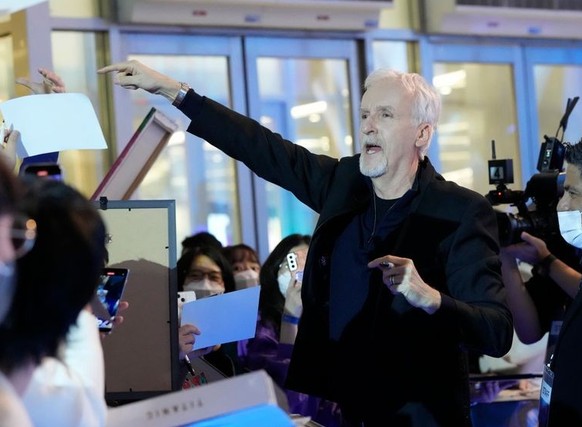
[499,142,582,426]
[222,243,261,290]
[176,245,246,381]
[243,234,343,427]
[177,245,234,299]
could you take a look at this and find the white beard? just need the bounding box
[359,152,387,178]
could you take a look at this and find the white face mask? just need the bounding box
[0,261,15,323]
[233,269,260,290]
[277,270,304,296]
[277,270,292,296]
[183,279,224,299]
[558,210,582,248]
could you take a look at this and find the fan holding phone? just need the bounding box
[243,234,343,426]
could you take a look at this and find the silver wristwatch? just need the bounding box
[172,82,190,107]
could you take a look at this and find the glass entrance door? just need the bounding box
[117,34,361,259]
[118,34,246,254]
[524,47,582,155]
[244,37,360,253]
[423,43,527,197]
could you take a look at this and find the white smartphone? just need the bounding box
[177,291,196,321]
[286,252,298,271]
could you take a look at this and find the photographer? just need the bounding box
[500,141,582,426]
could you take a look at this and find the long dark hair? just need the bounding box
[258,234,311,332]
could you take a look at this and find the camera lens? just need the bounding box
[496,212,532,246]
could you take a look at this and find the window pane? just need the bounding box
[533,65,582,148]
[0,36,15,102]
[49,0,101,17]
[127,54,239,249]
[256,57,353,249]
[372,40,412,72]
[433,63,522,196]
[51,31,108,198]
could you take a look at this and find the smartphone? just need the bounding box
[177,291,196,321]
[286,252,298,271]
[178,291,197,305]
[21,162,63,181]
[92,267,129,333]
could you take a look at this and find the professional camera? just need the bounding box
[486,137,565,246]
[486,97,579,246]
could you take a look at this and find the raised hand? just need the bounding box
[179,323,217,359]
[99,300,129,339]
[98,60,181,101]
[283,273,303,319]
[16,68,66,94]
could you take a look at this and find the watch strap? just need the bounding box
[172,82,190,107]
[534,253,557,277]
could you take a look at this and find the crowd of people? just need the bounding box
[2,59,582,427]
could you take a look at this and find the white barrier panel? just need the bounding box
[106,370,293,427]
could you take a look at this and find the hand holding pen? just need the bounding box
[179,323,218,360]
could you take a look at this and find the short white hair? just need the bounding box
[364,69,441,157]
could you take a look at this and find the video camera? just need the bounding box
[486,96,579,246]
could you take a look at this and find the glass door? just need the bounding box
[524,47,582,157]
[117,34,246,255]
[422,43,528,196]
[244,37,360,255]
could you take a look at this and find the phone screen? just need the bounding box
[21,163,63,181]
[93,268,129,333]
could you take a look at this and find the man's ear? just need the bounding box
[415,124,432,149]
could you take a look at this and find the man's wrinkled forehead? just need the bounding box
[361,79,412,115]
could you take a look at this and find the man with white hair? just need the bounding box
[99,61,513,426]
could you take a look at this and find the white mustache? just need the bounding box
[362,135,382,148]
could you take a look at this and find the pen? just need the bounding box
[183,354,196,376]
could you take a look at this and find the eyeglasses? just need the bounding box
[186,269,223,283]
[12,217,37,258]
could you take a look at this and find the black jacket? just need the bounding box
[181,91,513,427]
[546,281,582,425]
[522,237,582,425]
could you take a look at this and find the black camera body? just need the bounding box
[486,96,579,246]
[486,136,565,246]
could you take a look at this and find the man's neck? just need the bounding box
[372,160,418,200]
